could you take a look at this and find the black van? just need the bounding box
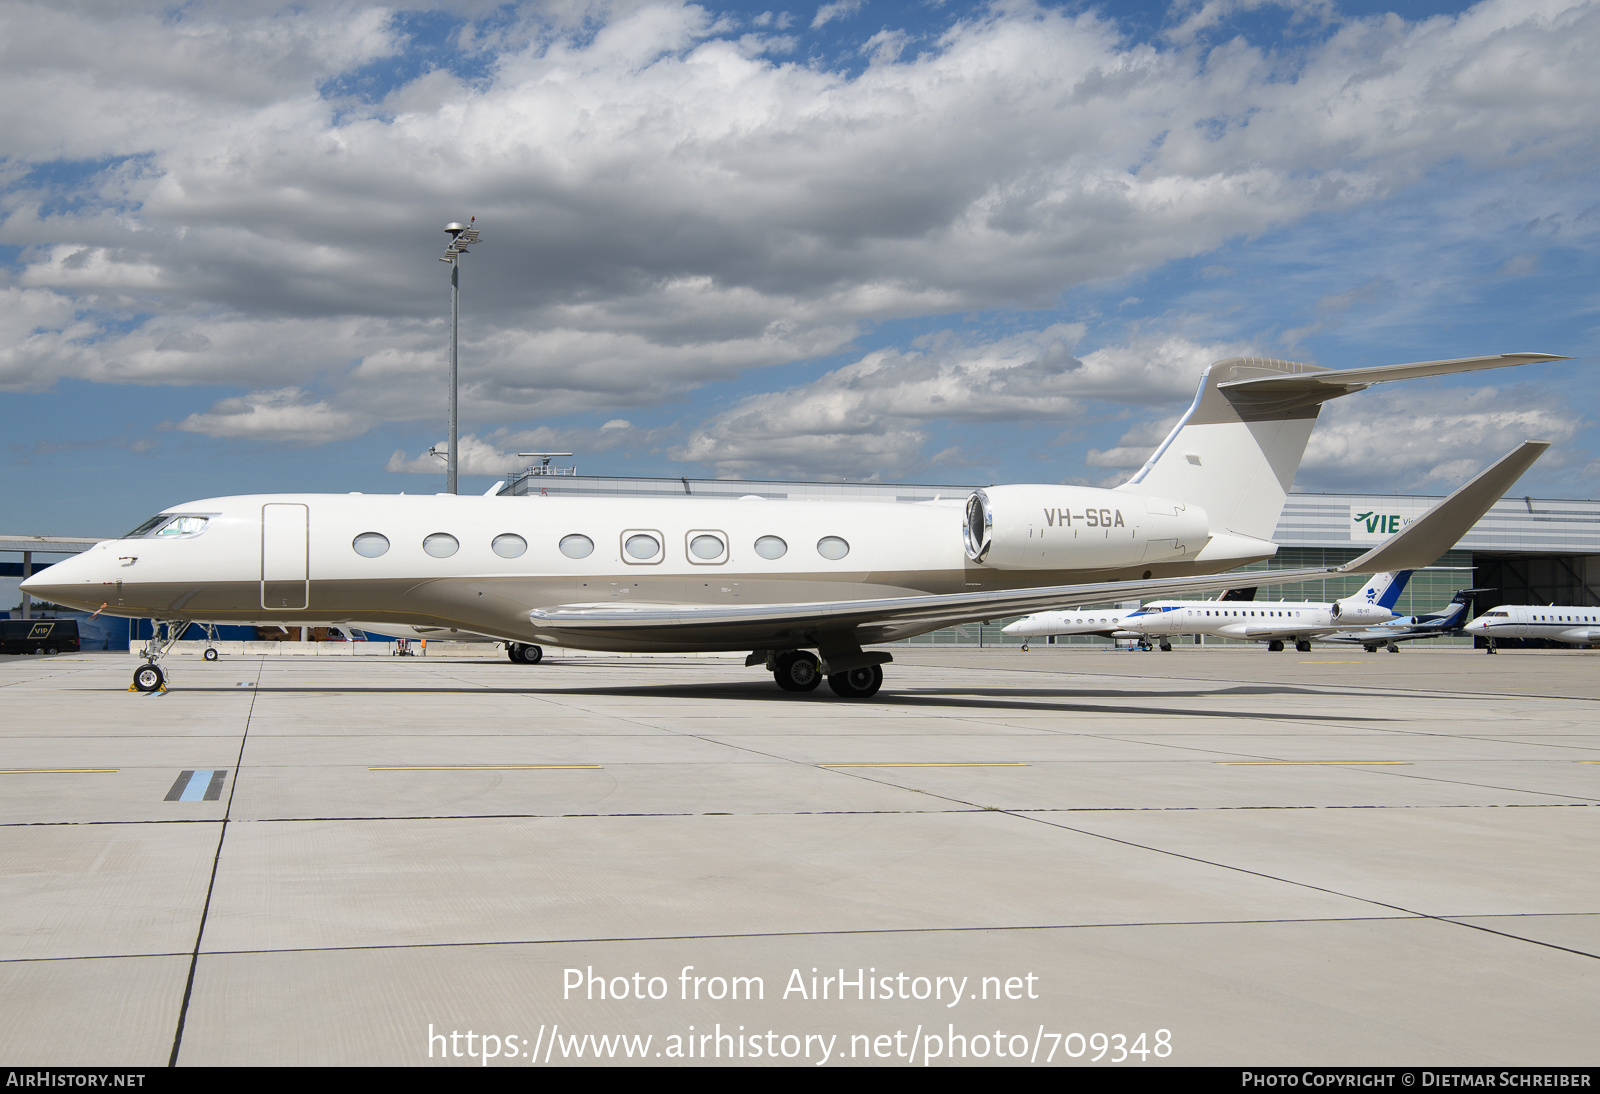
[0,619,81,655]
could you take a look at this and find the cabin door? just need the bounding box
[261,503,310,610]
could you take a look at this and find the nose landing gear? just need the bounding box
[129,619,190,693]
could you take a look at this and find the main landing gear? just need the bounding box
[827,664,883,698]
[1267,640,1284,652]
[507,643,544,664]
[1296,640,1312,653]
[773,651,821,692]
[756,650,886,698]
[131,619,190,693]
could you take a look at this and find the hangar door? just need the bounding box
[261,503,309,610]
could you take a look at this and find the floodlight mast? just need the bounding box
[439,218,482,495]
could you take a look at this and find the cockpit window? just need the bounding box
[123,515,171,538]
[121,514,211,539]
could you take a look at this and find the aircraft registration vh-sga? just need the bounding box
[22,352,1568,697]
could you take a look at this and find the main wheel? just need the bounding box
[1386,643,1399,653]
[133,663,164,692]
[507,644,524,663]
[1296,640,1312,653]
[1267,640,1284,652]
[773,651,821,692]
[827,664,883,698]
[203,648,219,661]
[1159,641,1172,652]
[523,644,543,664]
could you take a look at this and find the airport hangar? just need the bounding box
[5,472,1599,646]
[496,468,1600,646]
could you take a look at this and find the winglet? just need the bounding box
[1339,441,1549,575]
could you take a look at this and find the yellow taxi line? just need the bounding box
[0,768,119,774]
[368,765,603,771]
[1216,761,1411,766]
[818,762,1029,768]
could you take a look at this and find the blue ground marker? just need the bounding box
[164,770,227,801]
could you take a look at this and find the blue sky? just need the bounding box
[2,0,1597,548]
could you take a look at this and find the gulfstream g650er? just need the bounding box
[23,353,1565,696]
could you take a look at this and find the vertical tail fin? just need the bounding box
[1118,357,1331,543]
[1347,570,1414,611]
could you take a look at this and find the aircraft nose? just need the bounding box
[19,547,115,611]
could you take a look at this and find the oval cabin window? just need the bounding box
[423,533,459,558]
[625,534,661,560]
[690,534,725,560]
[817,536,850,560]
[559,534,594,559]
[352,532,389,558]
[754,536,787,559]
[492,533,527,559]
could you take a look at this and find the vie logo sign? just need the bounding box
[1354,511,1403,535]
[1348,505,1423,543]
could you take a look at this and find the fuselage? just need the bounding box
[1004,597,1394,641]
[1464,605,1600,647]
[22,488,1260,653]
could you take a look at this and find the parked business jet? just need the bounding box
[1003,571,1412,652]
[1463,604,1600,652]
[1323,586,1487,652]
[21,353,1563,696]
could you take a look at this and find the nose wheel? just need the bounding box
[133,663,165,692]
[129,619,189,693]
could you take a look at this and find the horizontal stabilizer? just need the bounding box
[1219,353,1570,416]
[1339,441,1548,575]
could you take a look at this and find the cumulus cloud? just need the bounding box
[3,0,1598,460]
[673,328,1254,479]
[175,388,369,443]
[1296,384,1585,492]
[812,0,863,30]
[386,419,665,476]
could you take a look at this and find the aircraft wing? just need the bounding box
[1322,625,1456,646]
[530,442,1545,654]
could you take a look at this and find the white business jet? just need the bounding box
[22,353,1564,696]
[1003,571,1412,652]
[1463,605,1600,653]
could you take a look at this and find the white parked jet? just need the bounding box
[1003,571,1411,652]
[1463,605,1600,653]
[22,353,1563,696]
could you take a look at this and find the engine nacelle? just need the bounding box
[963,486,1209,572]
